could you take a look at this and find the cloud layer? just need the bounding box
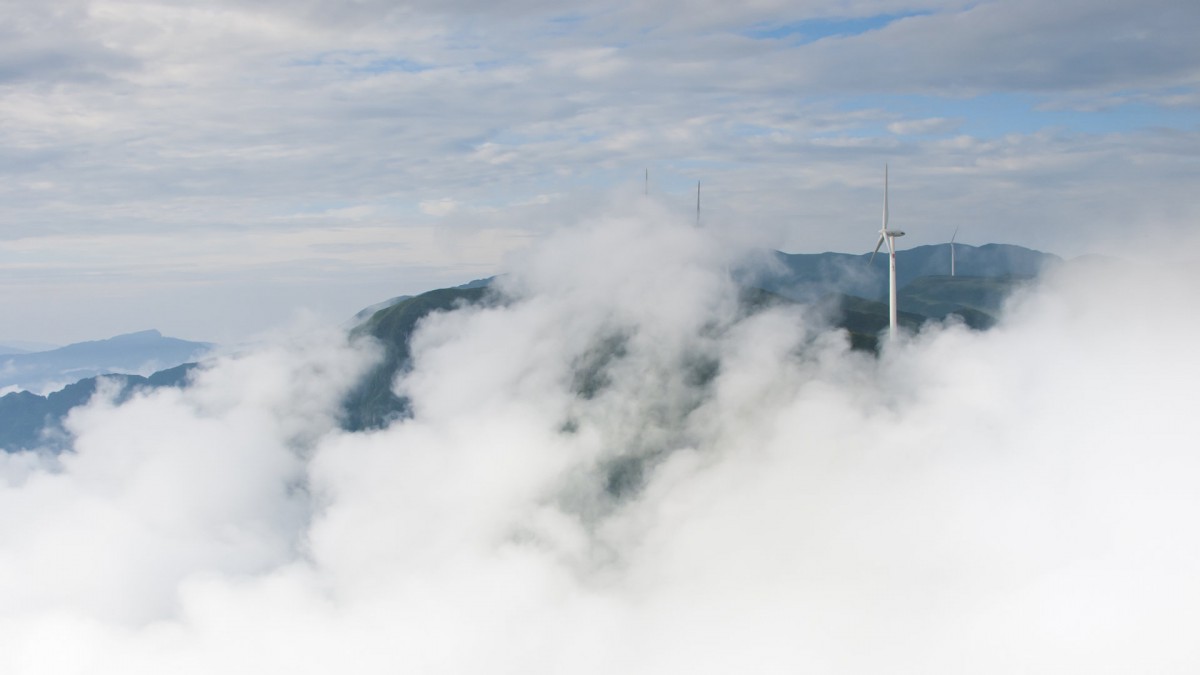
[1,211,1198,672]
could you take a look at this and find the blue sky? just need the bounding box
[744,12,932,42]
[1,0,1197,344]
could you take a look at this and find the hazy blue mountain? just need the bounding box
[0,364,195,452]
[896,275,1035,327]
[0,341,58,356]
[0,329,212,394]
[760,243,1060,302]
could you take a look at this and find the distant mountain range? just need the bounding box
[0,365,194,452]
[754,242,1059,302]
[0,330,212,395]
[0,245,1058,452]
[0,340,59,355]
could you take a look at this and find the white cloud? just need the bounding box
[0,0,1197,342]
[543,47,629,79]
[419,198,460,216]
[2,213,1200,671]
[470,143,519,165]
[887,116,962,135]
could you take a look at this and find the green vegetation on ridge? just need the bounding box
[1,244,1055,451]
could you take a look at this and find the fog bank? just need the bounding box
[2,211,1198,673]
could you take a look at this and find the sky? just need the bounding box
[2,0,1199,344]
[5,3,1200,668]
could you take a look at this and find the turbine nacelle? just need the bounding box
[869,229,906,264]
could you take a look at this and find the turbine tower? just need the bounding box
[870,164,905,338]
[950,226,958,277]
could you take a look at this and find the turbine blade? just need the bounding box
[883,164,889,230]
[950,225,958,244]
[870,234,885,264]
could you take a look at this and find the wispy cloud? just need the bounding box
[0,0,1197,342]
[887,116,962,135]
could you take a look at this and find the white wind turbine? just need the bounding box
[870,164,905,338]
[950,225,959,277]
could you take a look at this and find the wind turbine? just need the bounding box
[870,164,905,338]
[950,226,958,277]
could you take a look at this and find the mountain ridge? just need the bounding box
[0,330,212,395]
[0,245,1057,452]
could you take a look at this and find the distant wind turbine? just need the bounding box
[950,226,959,277]
[645,168,649,196]
[696,179,701,226]
[870,164,905,338]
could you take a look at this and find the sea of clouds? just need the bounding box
[1,207,1197,673]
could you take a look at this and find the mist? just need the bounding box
[2,207,1198,673]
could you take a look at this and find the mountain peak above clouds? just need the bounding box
[1,244,1057,451]
[0,330,213,395]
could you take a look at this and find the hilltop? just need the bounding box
[0,244,1056,452]
[341,243,1050,432]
